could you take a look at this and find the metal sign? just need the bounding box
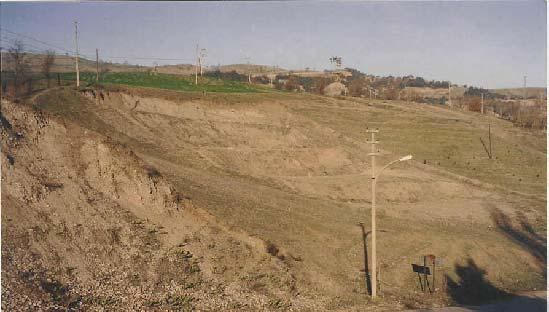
[412,255,438,293]
[412,264,431,275]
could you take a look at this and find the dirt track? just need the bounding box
[414,291,547,312]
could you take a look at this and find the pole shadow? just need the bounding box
[358,223,372,295]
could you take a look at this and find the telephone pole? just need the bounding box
[523,75,527,100]
[481,93,484,114]
[95,48,99,83]
[195,44,199,85]
[367,128,379,298]
[448,84,452,107]
[244,56,252,84]
[74,21,80,88]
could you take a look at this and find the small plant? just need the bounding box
[268,298,289,309]
[165,294,194,308]
[185,260,201,274]
[83,295,118,306]
[265,241,285,260]
[176,249,193,259]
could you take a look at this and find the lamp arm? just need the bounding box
[374,159,400,185]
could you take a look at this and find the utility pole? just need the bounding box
[195,44,199,85]
[448,84,452,107]
[74,21,80,88]
[95,48,99,83]
[244,56,252,84]
[367,128,379,298]
[489,124,492,159]
[199,48,206,76]
[523,75,527,100]
[481,93,484,114]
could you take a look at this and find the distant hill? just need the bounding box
[0,53,290,77]
[490,87,546,99]
[155,64,196,75]
[1,52,149,73]
[154,63,289,77]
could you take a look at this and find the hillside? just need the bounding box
[2,84,545,310]
[401,86,465,99]
[0,52,149,74]
[215,64,286,75]
[490,87,547,99]
[1,96,313,311]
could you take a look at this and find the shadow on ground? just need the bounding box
[446,258,508,305]
[444,208,546,308]
[358,223,372,295]
[491,208,546,276]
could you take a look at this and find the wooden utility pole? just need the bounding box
[244,56,252,84]
[198,48,206,76]
[523,75,527,100]
[95,48,99,83]
[448,84,452,107]
[195,44,199,85]
[366,128,379,298]
[488,124,492,158]
[74,21,80,88]
[481,93,484,114]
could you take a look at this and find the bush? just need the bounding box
[465,96,482,112]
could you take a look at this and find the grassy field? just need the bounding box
[290,97,547,198]
[58,71,271,93]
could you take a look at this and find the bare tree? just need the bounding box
[41,50,56,88]
[7,40,30,98]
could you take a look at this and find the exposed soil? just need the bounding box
[1,86,546,310]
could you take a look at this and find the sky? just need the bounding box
[0,1,546,88]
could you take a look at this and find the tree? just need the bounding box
[284,76,300,91]
[7,40,30,98]
[383,87,399,100]
[348,78,366,97]
[465,96,482,112]
[41,50,56,88]
[312,77,329,95]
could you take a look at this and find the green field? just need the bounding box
[58,71,271,93]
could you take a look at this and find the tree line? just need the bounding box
[1,40,57,99]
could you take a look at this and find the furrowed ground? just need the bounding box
[2,80,546,310]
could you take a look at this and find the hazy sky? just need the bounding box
[1,1,546,88]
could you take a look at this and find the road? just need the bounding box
[412,291,547,312]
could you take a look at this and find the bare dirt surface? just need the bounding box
[1,99,320,311]
[1,86,546,310]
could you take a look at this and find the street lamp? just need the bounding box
[369,149,412,299]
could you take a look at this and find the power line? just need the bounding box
[1,28,75,55]
[0,37,55,54]
[105,56,194,61]
[1,33,95,59]
[1,28,197,65]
